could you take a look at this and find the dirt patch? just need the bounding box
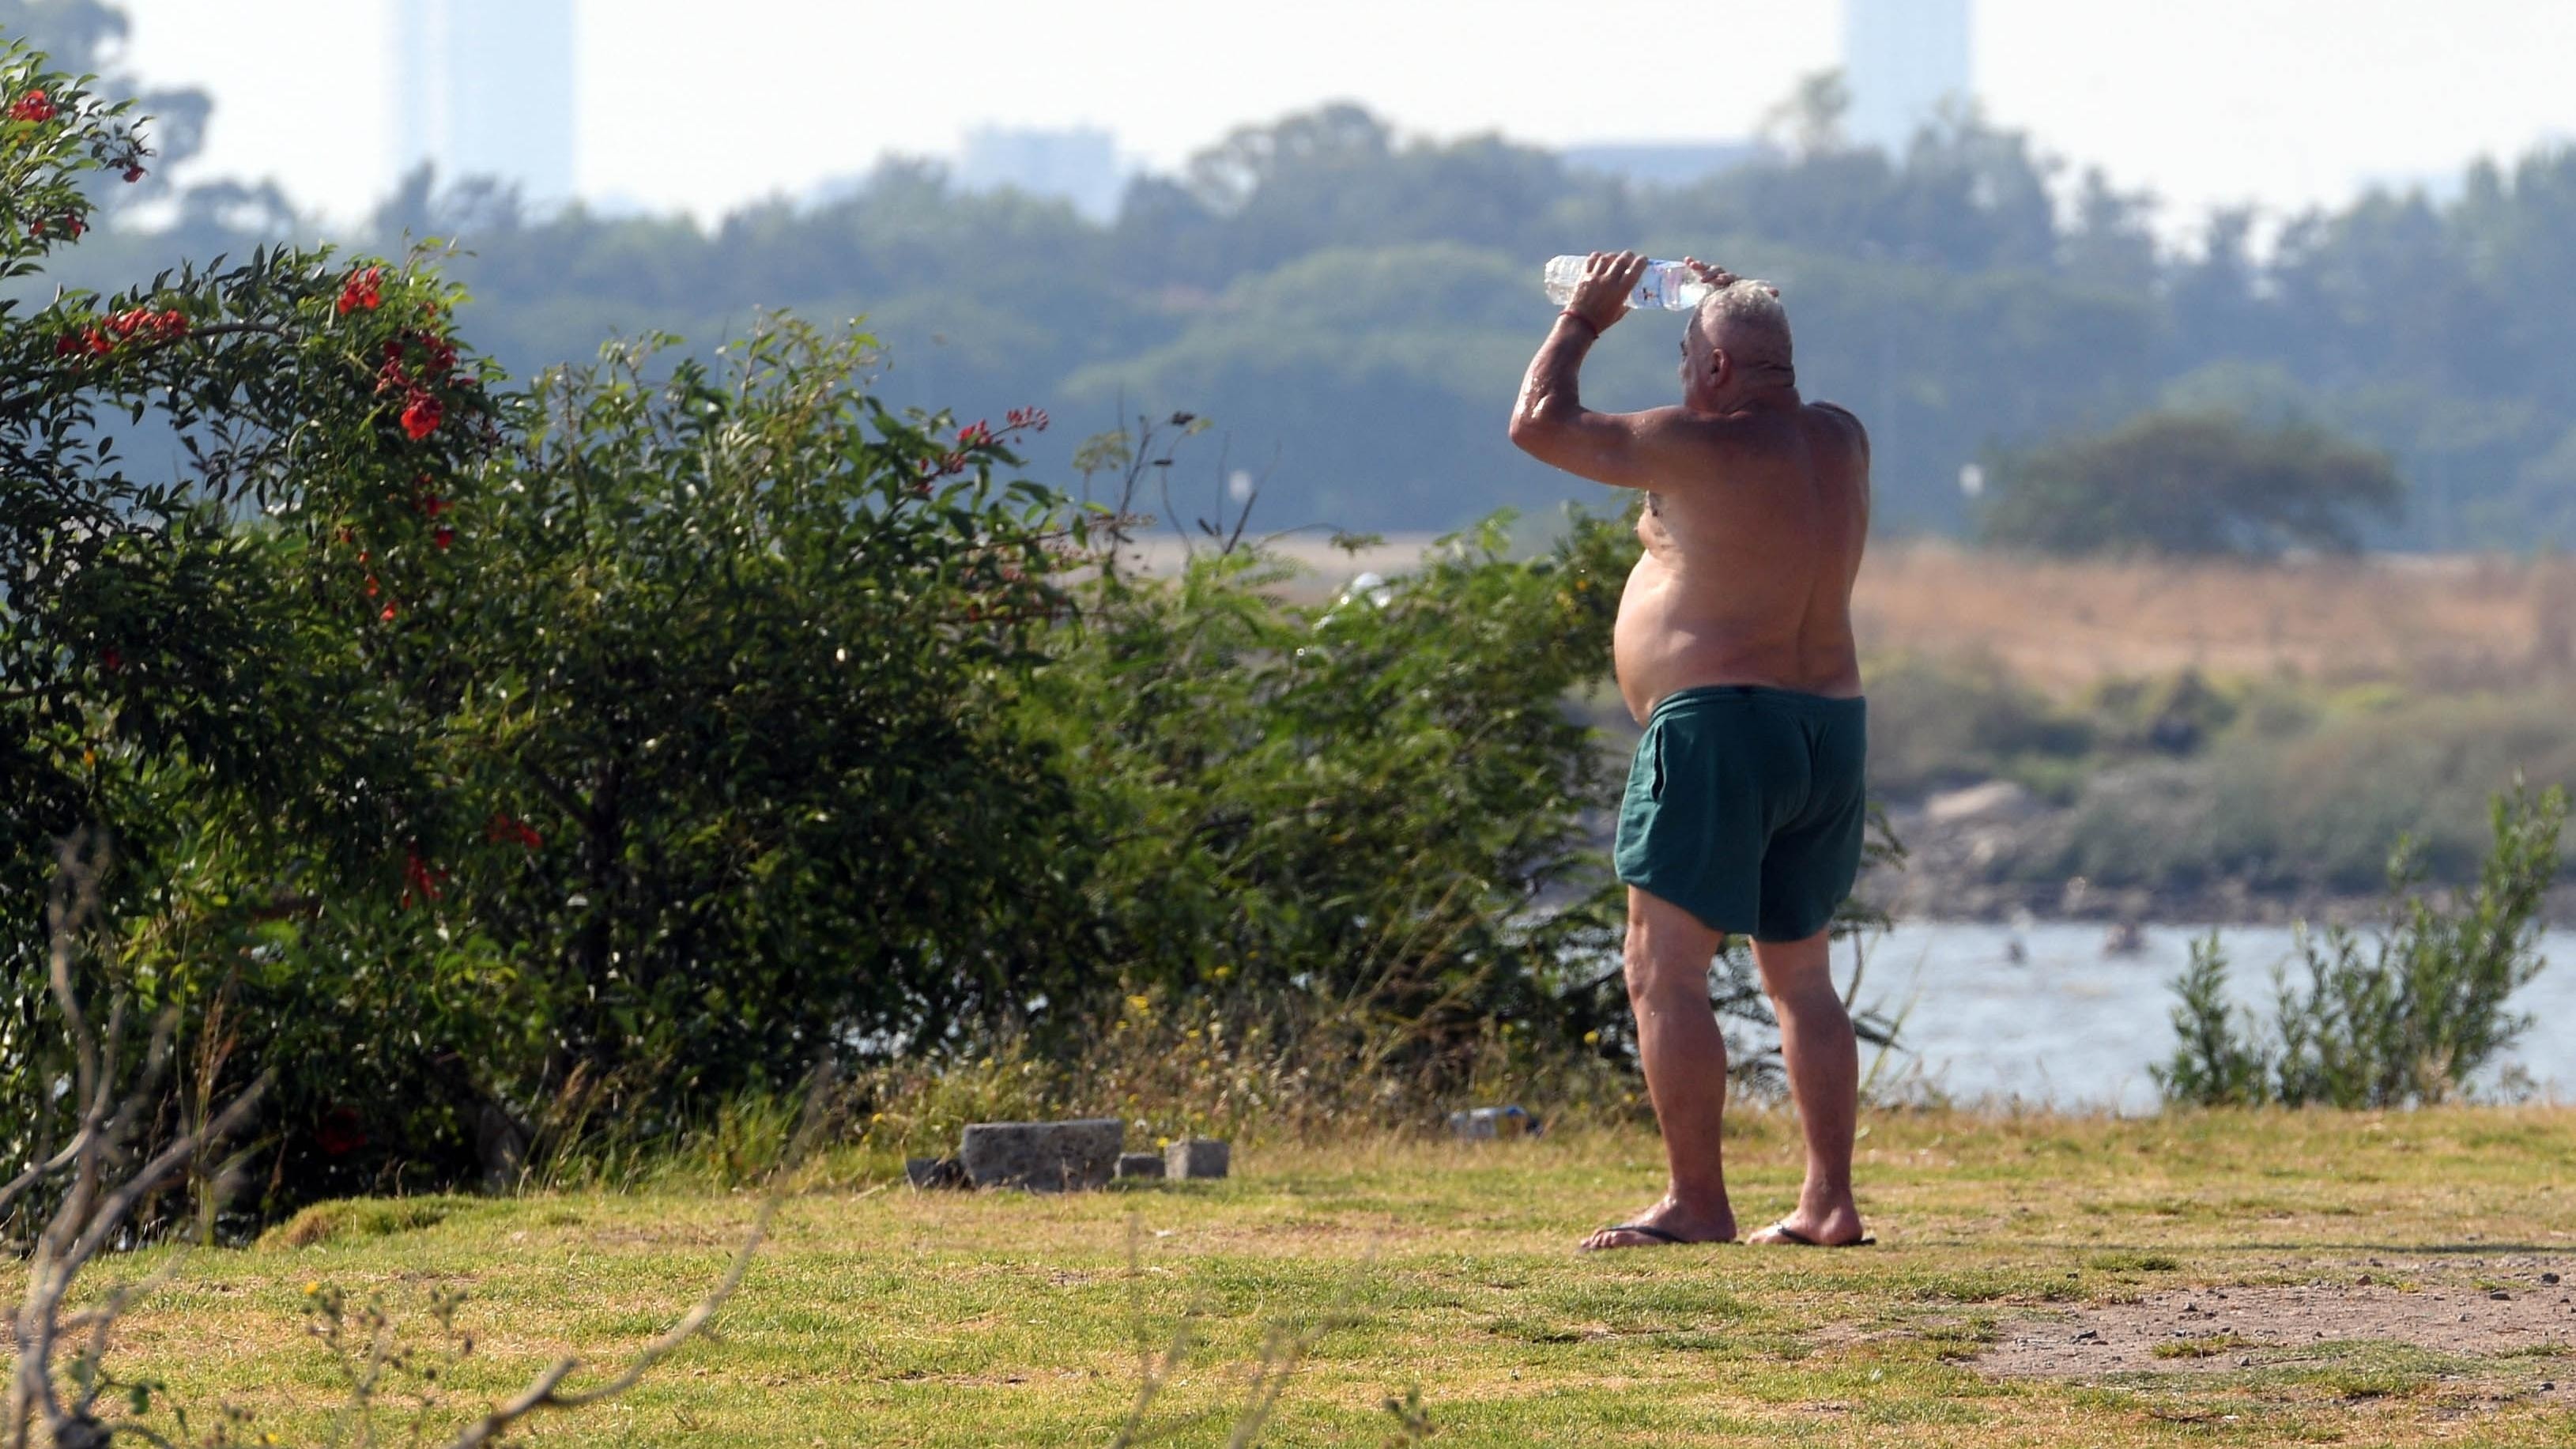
[1984,1261,2576,1377]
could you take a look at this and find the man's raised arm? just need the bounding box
[1507,249,1707,490]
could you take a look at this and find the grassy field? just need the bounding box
[29,1108,2576,1446]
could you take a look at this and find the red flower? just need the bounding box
[485,813,543,850]
[419,492,449,519]
[122,163,145,184]
[364,575,381,598]
[337,266,384,315]
[958,419,993,447]
[401,845,445,904]
[58,213,83,239]
[8,89,56,123]
[400,391,443,440]
[82,328,111,356]
[54,334,77,357]
[380,602,399,623]
[1005,406,1051,433]
[101,647,122,674]
[433,526,454,550]
[418,333,458,379]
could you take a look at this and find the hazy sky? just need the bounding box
[113,0,2576,240]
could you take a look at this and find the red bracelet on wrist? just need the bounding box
[1557,309,1600,337]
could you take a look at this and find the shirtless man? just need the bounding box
[1509,251,1873,1252]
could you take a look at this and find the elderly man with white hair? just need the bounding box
[1510,251,1876,1252]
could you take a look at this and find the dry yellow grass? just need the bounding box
[1854,542,2576,694]
[1143,532,2576,696]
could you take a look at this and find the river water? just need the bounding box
[1858,923,2576,1112]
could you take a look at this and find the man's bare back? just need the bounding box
[1612,398,1869,721]
[1509,251,1876,1255]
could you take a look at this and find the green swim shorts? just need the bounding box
[1614,685,1869,942]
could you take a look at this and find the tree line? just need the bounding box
[23,2,2576,544]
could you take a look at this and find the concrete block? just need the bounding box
[1116,1152,1166,1180]
[1165,1138,1230,1180]
[958,1118,1123,1192]
[904,1156,969,1191]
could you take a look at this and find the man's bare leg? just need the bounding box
[1746,929,1868,1245]
[1580,887,1738,1251]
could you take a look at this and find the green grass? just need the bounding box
[28,1108,2576,1446]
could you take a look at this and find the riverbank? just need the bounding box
[1866,776,2576,929]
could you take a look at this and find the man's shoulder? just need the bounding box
[1805,398,1868,436]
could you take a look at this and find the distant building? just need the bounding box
[388,0,579,206]
[1842,0,1974,156]
[1560,140,1774,191]
[952,126,1129,222]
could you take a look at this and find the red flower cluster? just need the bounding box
[400,393,443,440]
[399,845,445,908]
[485,813,544,850]
[7,89,56,123]
[337,266,384,315]
[55,307,183,358]
[377,330,460,442]
[108,306,187,341]
[28,212,84,241]
[958,419,994,448]
[1005,406,1050,432]
[122,162,145,184]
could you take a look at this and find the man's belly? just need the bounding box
[1612,557,1858,721]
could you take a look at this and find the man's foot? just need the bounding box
[1745,1207,1871,1247]
[1578,1197,1735,1252]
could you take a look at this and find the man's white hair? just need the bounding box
[1696,279,1793,370]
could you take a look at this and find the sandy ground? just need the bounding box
[1984,1258,2576,1377]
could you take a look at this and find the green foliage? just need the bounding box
[2154,785,2567,1108]
[1,39,494,1208]
[1023,409,1641,1067]
[1979,409,2405,557]
[423,323,1091,1105]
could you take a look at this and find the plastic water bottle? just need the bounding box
[1543,255,1712,311]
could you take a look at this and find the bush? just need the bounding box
[2154,785,2567,1108]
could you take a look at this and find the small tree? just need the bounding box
[1978,409,2403,557]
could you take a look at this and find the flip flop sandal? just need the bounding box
[1749,1221,1876,1247]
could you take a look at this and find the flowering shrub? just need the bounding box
[0,38,496,1205]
